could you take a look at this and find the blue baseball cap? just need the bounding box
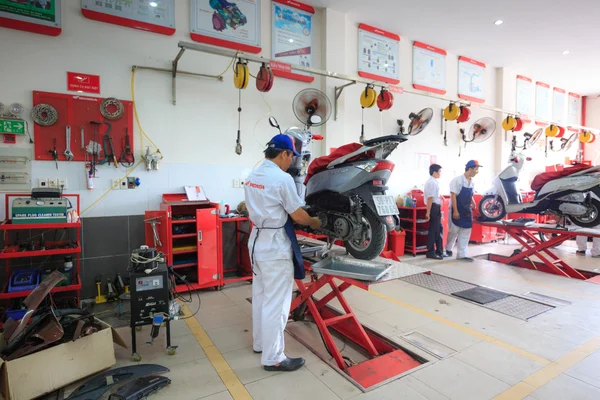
[266,134,300,156]
[466,160,483,168]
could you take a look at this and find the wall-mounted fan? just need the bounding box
[397,107,433,136]
[293,88,332,128]
[459,117,496,156]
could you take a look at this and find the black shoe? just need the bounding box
[264,357,305,372]
[446,250,453,256]
[254,349,262,354]
[576,250,586,256]
[442,252,450,258]
[426,253,443,260]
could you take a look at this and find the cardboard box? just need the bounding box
[0,319,126,400]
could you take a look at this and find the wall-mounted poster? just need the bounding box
[0,0,61,36]
[567,92,582,130]
[552,87,566,126]
[457,56,485,103]
[271,0,314,83]
[413,41,446,94]
[535,82,551,126]
[81,0,175,36]
[516,75,533,122]
[191,0,261,54]
[357,24,400,85]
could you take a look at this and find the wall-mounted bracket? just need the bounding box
[334,82,356,121]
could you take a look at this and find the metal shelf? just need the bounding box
[0,221,81,230]
[0,277,82,300]
[0,241,81,259]
[172,233,196,239]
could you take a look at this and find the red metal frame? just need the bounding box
[0,194,82,302]
[478,221,600,281]
[289,262,423,389]
[399,206,428,256]
[218,217,253,287]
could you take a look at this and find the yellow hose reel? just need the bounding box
[580,131,596,144]
[443,103,461,121]
[545,124,560,137]
[501,116,518,131]
[233,60,249,89]
[360,85,377,108]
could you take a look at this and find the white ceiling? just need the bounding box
[308,0,600,95]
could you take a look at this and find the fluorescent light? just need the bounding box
[494,20,503,25]
[562,50,570,55]
[150,1,158,7]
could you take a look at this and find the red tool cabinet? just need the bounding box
[144,194,251,292]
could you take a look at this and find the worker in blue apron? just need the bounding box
[445,160,481,261]
[244,134,322,372]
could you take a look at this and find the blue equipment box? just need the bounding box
[8,269,41,293]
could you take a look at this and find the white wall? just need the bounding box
[584,95,600,164]
[0,2,585,218]
[0,1,323,218]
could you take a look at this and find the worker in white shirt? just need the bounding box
[424,164,446,260]
[445,160,480,261]
[576,227,600,258]
[244,133,322,372]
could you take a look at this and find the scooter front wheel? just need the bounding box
[479,195,506,221]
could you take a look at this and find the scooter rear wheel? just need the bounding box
[479,195,506,221]
[570,198,600,228]
[343,207,387,260]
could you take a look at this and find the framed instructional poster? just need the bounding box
[81,0,175,35]
[567,92,582,129]
[357,24,400,85]
[458,56,485,103]
[552,87,566,126]
[0,0,61,36]
[191,0,261,54]
[413,41,446,94]
[271,0,314,83]
[535,82,551,126]
[515,75,533,122]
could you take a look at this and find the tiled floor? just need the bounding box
[96,241,599,400]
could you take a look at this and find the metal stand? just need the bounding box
[131,319,176,362]
[290,238,430,390]
[478,221,600,281]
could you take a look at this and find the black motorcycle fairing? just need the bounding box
[306,190,353,214]
[108,375,171,400]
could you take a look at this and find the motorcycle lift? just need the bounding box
[476,221,600,283]
[288,237,432,391]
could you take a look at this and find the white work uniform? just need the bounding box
[445,175,475,258]
[244,160,305,366]
[576,225,600,257]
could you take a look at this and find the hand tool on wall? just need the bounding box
[119,128,135,168]
[80,126,85,150]
[88,121,103,177]
[64,125,74,161]
[49,138,58,169]
[96,120,118,167]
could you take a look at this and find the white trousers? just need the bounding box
[252,258,294,366]
[576,235,600,257]
[445,218,472,258]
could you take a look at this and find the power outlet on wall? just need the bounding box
[48,179,58,189]
[233,179,241,188]
[58,179,67,190]
[38,179,48,188]
[111,179,121,189]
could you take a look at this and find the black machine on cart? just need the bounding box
[128,246,177,361]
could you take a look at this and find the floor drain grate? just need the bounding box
[401,273,556,320]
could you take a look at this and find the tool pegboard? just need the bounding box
[33,91,134,163]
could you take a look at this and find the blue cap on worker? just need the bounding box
[466,160,482,168]
[266,134,301,156]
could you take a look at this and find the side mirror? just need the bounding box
[269,117,281,133]
[526,157,532,161]
[309,115,322,125]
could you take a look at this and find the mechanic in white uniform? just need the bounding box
[576,228,600,258]
[445,160,480,261]
[244,133,322,372]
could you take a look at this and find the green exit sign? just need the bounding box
[0,120,25,135]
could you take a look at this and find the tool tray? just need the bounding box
[310,256,393,282]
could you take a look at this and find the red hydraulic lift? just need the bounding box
[288,236,431,391]
[477,221,600,283]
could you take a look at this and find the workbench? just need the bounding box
[476,221,600,283]
[289,236,431,391]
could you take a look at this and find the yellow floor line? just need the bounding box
[369,290,551,366]
[456,261,600,301]
[180,303,253,400]
[492,337,600,400]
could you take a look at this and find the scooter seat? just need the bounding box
[530,164,590,191]
[304,142,375,185]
